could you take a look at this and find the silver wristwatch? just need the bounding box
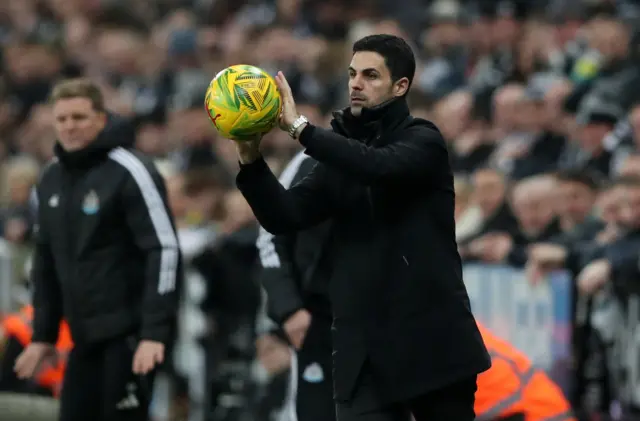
[288,115,309,139]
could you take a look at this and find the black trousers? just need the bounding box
[285,316,335,421]
[58,335,155,421]
[336,364,477,421]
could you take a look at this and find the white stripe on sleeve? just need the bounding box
[256,151,309,269]
[109,147,179,295]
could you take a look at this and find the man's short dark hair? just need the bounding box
[352,34,416,91]
[555,169,601,191]
[50,78,105,112]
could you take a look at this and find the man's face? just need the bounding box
[620,185,640,229]
[471,170,505,218]
[348,51,408,116]
[511,191,554,237]
[53,97,106,151]
[516,100,546,132]
[597,187,623,225]
[557,181,595,225]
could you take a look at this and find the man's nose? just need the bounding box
[62,122,77,131]
[350,76,363,90]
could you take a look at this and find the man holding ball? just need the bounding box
[236,34,490,421]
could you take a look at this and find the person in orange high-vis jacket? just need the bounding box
[475,323,576,421]
[1,305,73,397]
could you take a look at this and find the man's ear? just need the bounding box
[393,77,410,97]
[98,111,108,128]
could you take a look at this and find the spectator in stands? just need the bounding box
[576,176,640,296]
[503,175,561,266]
[459,167,519,256]
[2,155,40,245]
[552,169,603,244]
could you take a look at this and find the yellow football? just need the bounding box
[204,64,282,141]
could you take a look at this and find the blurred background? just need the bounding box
[1,0,640,420]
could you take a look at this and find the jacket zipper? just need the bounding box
[61,170,79,327]
[366,133,381,222]
[62,171,77,261]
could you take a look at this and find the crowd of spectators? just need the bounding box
[2,0,640,420]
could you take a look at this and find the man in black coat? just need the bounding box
[235,35,490,421]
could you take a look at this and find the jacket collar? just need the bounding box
[55,114,135,170]
[330,97,410,140]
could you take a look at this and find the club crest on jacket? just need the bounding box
[82,190,100,215]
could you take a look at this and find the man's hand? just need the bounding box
[236,135,262,164]
[467,233,512,263]
[132,340,164,375]
[577,258,611,296]
[482,233,513,263]
[14,342,57,379]
[283,309,311,350]
[274,71,302,135]
[595,225,620,245]
[256,334,291,375]
[528,243,567,266]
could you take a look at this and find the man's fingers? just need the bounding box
[15,354,31,378]
[132,350,144,374]
[132,349,163,375]
[279,71,294,96]
[155,348,164,365]
[277,72,293,98]
[132,355,140,373]
[292,334,303,350]
[14,355,27,378]
[275,73,287,97]
[142,358,153,374]
[15,353,38,379]
[291,329,307,350]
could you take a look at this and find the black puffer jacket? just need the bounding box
[32,116,181,347]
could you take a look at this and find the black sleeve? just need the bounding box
[606,241,640,280]
[236,157,335,235]
[31,187,63,345]
[120,160,181,345]
[298,122,448,185]
[506,245,528,268]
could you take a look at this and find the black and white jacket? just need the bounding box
[256,151,332,325]
[32,117,181,347]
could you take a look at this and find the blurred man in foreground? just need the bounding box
[13,78,181,421]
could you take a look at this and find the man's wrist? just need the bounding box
[288,115,309,139]
[239,149,262,165]
[293,122,308,139]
